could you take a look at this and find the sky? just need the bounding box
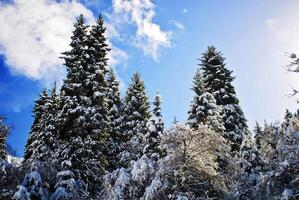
[0,0,298,156]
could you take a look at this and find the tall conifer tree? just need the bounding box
[106,68,122,170]
[187,68,205,129]
[143,92,164,160]
[0,115,9,160]
[57,14,110,193]
[187,68,224,133]
[119,73,151,167]
[200,46,248,152]
[30,85,60,162]
[24,89,48,161]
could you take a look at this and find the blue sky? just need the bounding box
[0,0,298,156]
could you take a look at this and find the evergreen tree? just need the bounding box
[200,46,248,152]
[191,92,224,133]
[143,91,164,160]
[58,14,89,138]
[57,14,110,193]
[106,68,122,171]
[253,121,262,136]
[119,73,151,167]
[187,67,224,133]
[30,85,60,162]
[51,160,88,200]
[283,109,293,129]
[0,115,9,160]
[13,168,47,200]
[234,134,263,199]
[254,122,280,170]
[187,68,205,130]
[87,14,110,72]
[24,89,48,161]
[86,13,111,149]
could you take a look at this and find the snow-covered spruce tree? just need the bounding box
[254,121,280,171]
[51,160,88,200]
[233,133,263,199]
[0,115,9,160]
[86,13,110,146]
[187,68,224,133]
[200,46,248,152]
[143,92,164,161]
[0,159,22,200]
[56,14,109,194]
[253,121,262,136]
[257,116,299,199]
[0,116,20,200]
[187,67,206,130]
[13,167,48,200]
[24,89,48,161]
[29,85,60,162]
[282,109,293,131]
[142,124,231,200]
[119,72,151,167]
[106,68,123,171]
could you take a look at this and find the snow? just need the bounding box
[7,155,23,166]
[131,155,155,183]
[12,186,30,200]
[143,176,162,200]
[282,188,294,199]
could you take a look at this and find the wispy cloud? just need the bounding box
[182,8,188,14]
[171,20,185,31]
[266,17,299,53]
[111,0,172,60]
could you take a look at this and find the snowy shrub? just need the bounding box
[143,124,232,200]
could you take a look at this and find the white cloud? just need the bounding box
[0,0,128,85]
[111,0,172,60]
[266,17,299,54]
[182,8,188,14]
[0,0,95,84]
[108,43,129,68]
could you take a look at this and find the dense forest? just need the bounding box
[0,14,298,200]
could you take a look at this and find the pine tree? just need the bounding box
[187,68,205,130]
[57,14,110,193]
[283,109,293,129]
[106,68,122,171]
[234,133,263,199]
[143,91,164,160]
[30,85,60,162]
[13,167,47,200]
[254,121,280,170]
[119,73,151,167]
[0,115,9,160]
[253,121,262,135]
[58,14,89,138]
[51,160,88,200]
[238,134,263,175]
[86,13,111,150]
[24,89,48,161]
[187,68,224,133]
[200,46,248,152]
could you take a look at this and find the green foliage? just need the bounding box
[0,115,9,160]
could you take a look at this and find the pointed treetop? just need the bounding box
[253,121,262,135]
[191,67,205,96]
[153,91,162,117]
